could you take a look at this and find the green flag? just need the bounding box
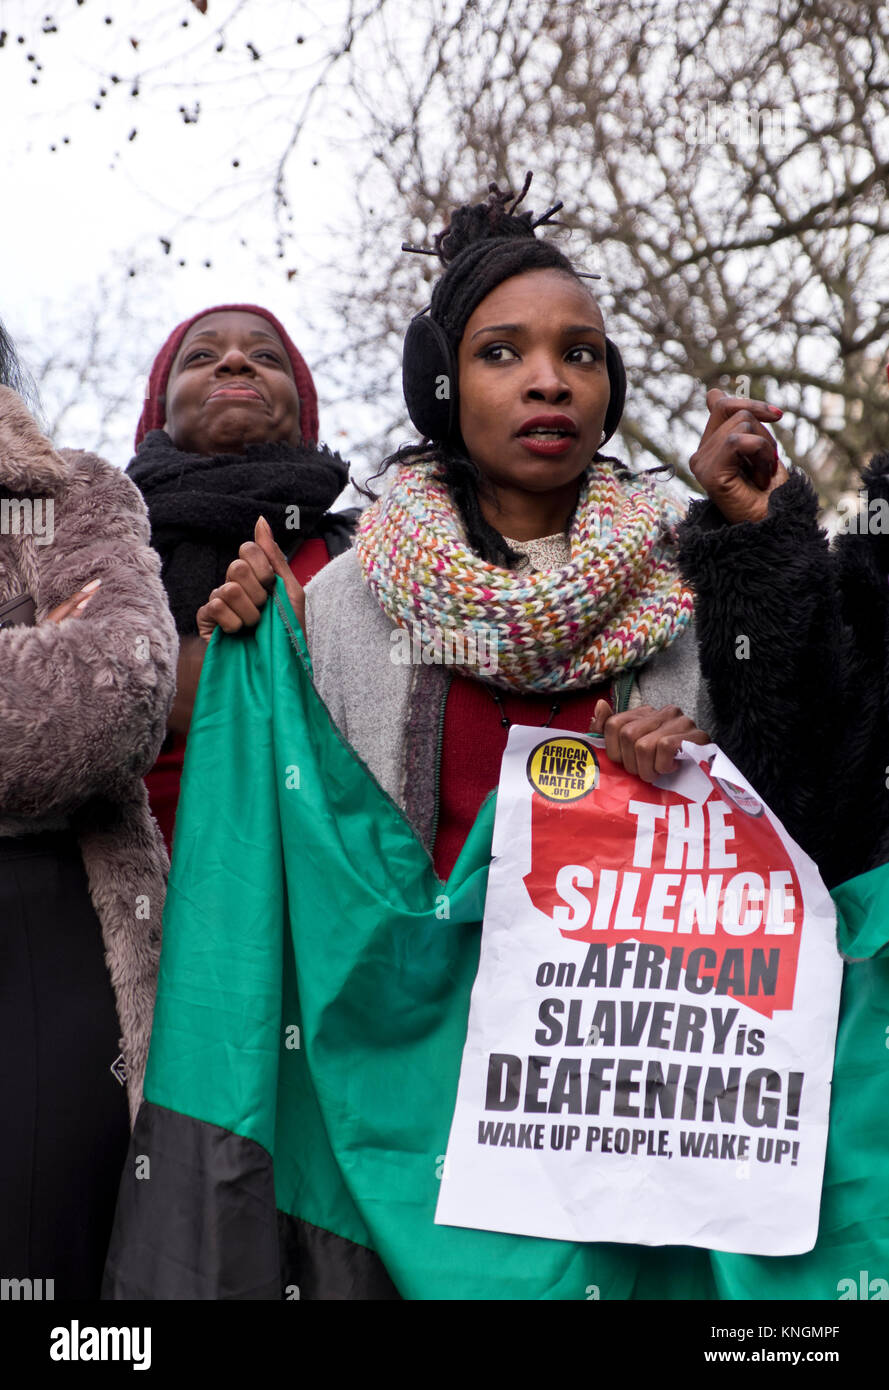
[709,860,889,1300]
[103,581,889,1301]
[104,581,655,1299]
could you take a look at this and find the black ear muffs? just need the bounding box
[402,308,628,447]
[602,337,626,445]
[402,312,458,442]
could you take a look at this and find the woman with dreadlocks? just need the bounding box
[197,181,782,871]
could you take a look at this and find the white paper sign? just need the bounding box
[435,727,843,1255]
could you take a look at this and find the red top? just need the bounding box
[144,734,187,855]
[287,536,331,588]
[432,672,612,881]
[145,537,332,853]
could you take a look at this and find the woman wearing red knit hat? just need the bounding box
[128,304,358,850]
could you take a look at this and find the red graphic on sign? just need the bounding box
[522,741,802,1018]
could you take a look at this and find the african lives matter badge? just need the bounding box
[526,735,599,803]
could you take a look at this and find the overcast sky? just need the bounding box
[0,0,390,476]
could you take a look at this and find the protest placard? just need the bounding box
[435,727,843,1255]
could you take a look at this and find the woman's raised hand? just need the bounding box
[592,700,711,782]
[689,388,790,524]
[196,517,306,641]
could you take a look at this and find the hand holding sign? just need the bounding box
[436,725,842,1256]
[592,700,711,781]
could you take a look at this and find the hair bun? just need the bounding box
[433,173,559,266]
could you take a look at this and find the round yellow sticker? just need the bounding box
[526,736,599,803]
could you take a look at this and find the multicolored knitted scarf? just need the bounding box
[355,456,695,692]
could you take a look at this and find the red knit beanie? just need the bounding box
[134,303,319,449]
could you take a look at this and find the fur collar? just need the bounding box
[0,387,71,493]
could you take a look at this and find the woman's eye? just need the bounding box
[184,350,213,364]
[256,352,285,365]
[479,343,519,362]
[566,345,603,364]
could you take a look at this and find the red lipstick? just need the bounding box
[516,414,578,457]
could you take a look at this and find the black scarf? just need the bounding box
[127,430,350,635]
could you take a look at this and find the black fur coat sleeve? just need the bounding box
[677,470,879,888]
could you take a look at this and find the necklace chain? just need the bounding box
[489,688,561,731]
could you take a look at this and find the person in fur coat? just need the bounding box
[0,326,177,1298]
[677,387,889,890]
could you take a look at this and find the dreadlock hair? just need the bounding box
[367,175,625,566]
[428,179,574,351]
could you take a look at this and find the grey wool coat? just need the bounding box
[0,387,177,1121]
